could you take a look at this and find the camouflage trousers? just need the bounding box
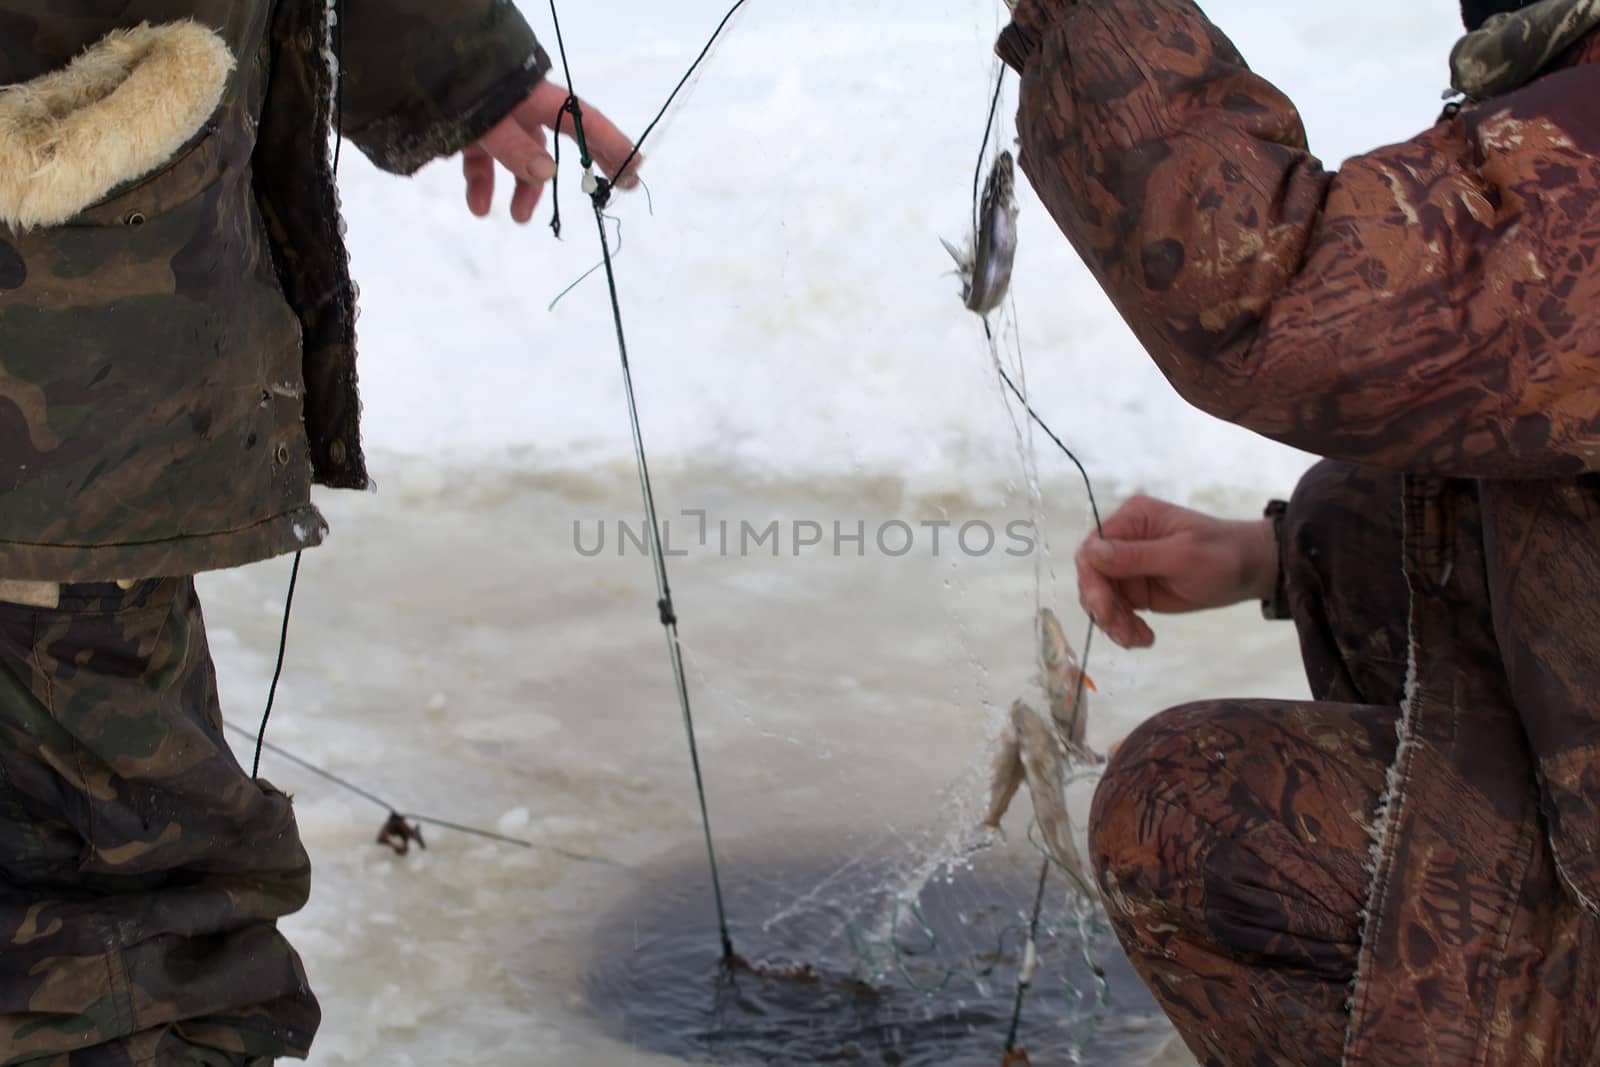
[0,579,319,1066]
[1091,462,1409,1067]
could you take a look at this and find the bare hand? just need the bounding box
[1074,495,1279,649]
[461,79,642,224]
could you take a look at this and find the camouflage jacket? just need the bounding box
[0,0,549,581]
[1002,0,1600,1063]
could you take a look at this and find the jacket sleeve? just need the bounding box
[337,0,552,175]
[999,0,1600,479]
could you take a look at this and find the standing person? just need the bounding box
[999,0,1600,1062]
[0,2,638,1062]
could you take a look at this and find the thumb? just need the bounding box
[1083,535,1187,579]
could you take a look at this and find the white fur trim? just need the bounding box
[0,21,235,230]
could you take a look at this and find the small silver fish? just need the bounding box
[1011,700,1091,891]
[984,722,1024,831]
[982,608,1099,895]
[943,150,1019,317]
[1039,607,1097,763]
[985,608,1095,826]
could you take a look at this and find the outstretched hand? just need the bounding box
[1074,495,1279,650]
[461,79,642,224]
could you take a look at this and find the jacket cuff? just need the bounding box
[357,42,551,176]
[1261,499,1291,620]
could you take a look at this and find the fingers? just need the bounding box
[470,114,558,224]
[1072,493,1230,650]
[1089,601,1155,650]
[514,88,642,190]
[1076,511,1187,650]
[462,144,496,218]
[465,83,643,223]
[1075,535,1187,649]
[1121,614,1156,649]
[1080,534,1188,580]
[572,101,643,189]
[1097,492,1173,541]
[1075,541,1118,623]
[1075,497,1157,624]
[509,177,545,225]
[1075,545,1156,649]
[478,115,557,188]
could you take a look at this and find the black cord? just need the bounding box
[549,103,567,238]
[543,0,740,963]
[968,69,1106,1056]
[252,551,302,780]
[996,363,1105,534]
[228,721,618,862]
[973,70,1005,239]
[609,0,751,191]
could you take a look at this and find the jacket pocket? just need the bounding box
[66,123,225,227]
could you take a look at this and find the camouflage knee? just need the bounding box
[1088,699,1394,1067]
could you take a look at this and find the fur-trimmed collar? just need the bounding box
[0,20,233,231]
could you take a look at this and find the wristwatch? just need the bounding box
[1261,499,1290,621]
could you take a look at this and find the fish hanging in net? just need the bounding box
[943,150,1020,317]
[982,609,1099,896]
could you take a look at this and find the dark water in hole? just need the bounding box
[584,848,1175,1066]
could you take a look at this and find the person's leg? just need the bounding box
[1090,699,1397,1067]
[0,579,319,1065]
[1280,460,1410,706]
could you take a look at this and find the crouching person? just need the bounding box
[1079,466,1411,1066]
[1000,0,1600,1062]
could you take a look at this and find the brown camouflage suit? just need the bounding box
[0,1,550,1062]
[999,0,1600,1063]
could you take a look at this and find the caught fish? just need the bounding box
[983,722,1025,831]
[988,698,1092,893]
[943,150,1019,317]
[1039,607,1098,762]
[982,608,1099,895]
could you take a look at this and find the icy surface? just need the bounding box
[207,483,1308,1066]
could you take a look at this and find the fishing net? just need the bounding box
[549,17,1149,1052]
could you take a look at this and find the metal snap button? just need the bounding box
[275,443,291,465]
[125,211,146,227]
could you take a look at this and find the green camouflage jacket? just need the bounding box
[0,0,550,581]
